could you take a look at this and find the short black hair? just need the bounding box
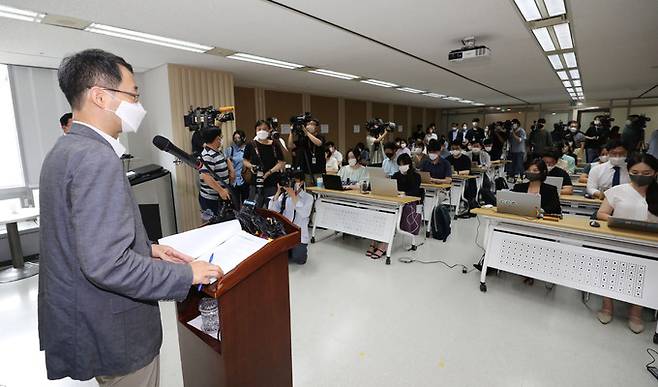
[483,138,493,145]
[58,49,133,110]
[255,119,270,129]
[232,130,246,141]
[450,141,462,148]
[541,148,562,161]
[397,153,413,168]
[308,118,320,127]
[524,158,548,181]
[326,141,335,148]
[59,112,72,127]
[472,118,480,123]
[202,127,221,144]
[606,139,627,151]
[427,139,441,152]
[511,118,521,125]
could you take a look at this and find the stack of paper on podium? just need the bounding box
[159,220,270,280]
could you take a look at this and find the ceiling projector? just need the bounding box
[448,37,491,62]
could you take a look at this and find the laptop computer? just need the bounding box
[367,166,387,180]
[370,177,399,197]
[419,171,433,184]
[544,176,563,195]
[608,217,658,233]
[496,190,542,217]
[322,174,349,191]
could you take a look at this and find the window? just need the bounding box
[0,64,25,189]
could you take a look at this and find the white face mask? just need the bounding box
[512,124,519,129]
[569,127,577,132]
[295,182,303,191]
[462,125,468,130]
[609,157,626,166]
[547,165,555,171]
[594,120,601,125]
[485,146,492,152]
[472,148,480,154]
[451,150,461,157]
[399,164,410,174]
[599,155,609,163]
[428,153,439,161]
[430,133,438,140]
[472,122,478,127]
[400,142,407,149]
[452,127,457,131]
[104,92,146,133]
[348,158,357,167]
[256,130,269,140]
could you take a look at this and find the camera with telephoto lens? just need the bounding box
[267,117,280,140]
[290,112,313,137]
[366,118,396,136]
[183,106,235,131]
[278,165,298,191]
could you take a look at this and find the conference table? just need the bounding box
[307,187,421,265]
[572,181,587,195]
[559,194,603,216]
[0,207,40,283]
[420,182,451,231]
[473,207,658,344]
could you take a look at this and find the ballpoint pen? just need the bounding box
[198,253,214,291]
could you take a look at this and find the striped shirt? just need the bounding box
[199,146,230,200]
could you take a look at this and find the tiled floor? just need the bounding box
[1,217,657,386]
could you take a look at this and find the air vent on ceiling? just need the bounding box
[205,47,237,57]
[42,14,91,30]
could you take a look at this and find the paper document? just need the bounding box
[158,220,241,258]
[197,230,270,276]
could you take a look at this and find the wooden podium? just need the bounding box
[176,209,300,387]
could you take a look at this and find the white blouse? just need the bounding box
[604,183,658,223]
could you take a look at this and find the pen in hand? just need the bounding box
[198,253,215,291]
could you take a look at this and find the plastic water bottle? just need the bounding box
[316,177,324,189]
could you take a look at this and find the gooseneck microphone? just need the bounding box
[152,135,202,171]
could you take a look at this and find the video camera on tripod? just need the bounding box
[184,105,235,131]
[366,118,396,136]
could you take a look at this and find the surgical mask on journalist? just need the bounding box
[104,91,146,133]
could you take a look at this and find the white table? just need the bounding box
[308,188,420,265]
[473,207,658,344]
[421,183,451,232]
[0,208,40,283]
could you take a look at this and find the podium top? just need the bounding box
[201,209,301,299]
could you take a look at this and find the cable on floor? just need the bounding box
[397,256,477,274]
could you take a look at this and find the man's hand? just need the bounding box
[152,244,194,263]
[190,261,224,285]
[592,191,604,200]
[218,188,230,201]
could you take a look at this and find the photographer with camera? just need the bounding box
[225,130,250,204]
[244,120,286,208]
[198,127,233,219]
[268,170,313,265]
[366,118,394,165]
[287,114,325,184]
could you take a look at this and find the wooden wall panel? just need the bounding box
[310,95,339,145]
[234,87,256,138]
[393,105,408,139]
[411,107,424,132]
[168,64,235,231]
[264,90,303,125]
[344,99,367,152]
[372,102,389,121]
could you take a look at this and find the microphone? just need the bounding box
[152,135,202,170]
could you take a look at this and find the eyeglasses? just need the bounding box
[96,86,140,102]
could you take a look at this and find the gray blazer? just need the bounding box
[38,123,192,380]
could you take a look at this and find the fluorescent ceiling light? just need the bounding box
[573,79,582,86]
[547,54,563,70]
[423,93,446,98]
[226,53,303,69]
[513,0,542,21]
[532,27,556,51]
[544,0,567,16]
[460,100,474,104]
[566,88,574,93]
[0,5,45,22]
[360,79,398,88]
[557,71,569,80]
[553,23,573,50]
[397,87,426,94]
[443,96,462,101]
[308,69,359,80]
[563,52,577,68]
[569,69,580,79]
[473,103,485,106]
[85,23,213,53]
[575,87,583,92]
[562,80,572,87]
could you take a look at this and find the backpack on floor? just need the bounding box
[430,205,451,242]
[494,177,509,191]
[479,188,497,206]
[400,202,421,235]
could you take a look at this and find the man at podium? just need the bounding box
[38,49,222,387]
